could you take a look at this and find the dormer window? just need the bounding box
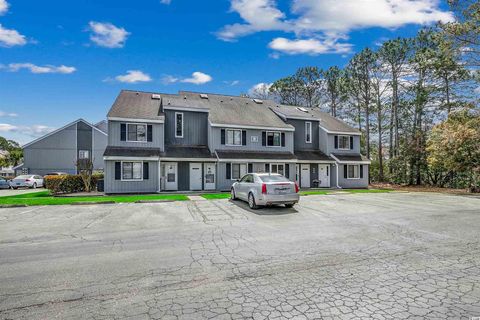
[127,124,147,142]
[338,135,350,150]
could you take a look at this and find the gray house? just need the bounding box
[103,90,369,193]
[20,119,108,176]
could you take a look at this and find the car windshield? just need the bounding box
[259,175,289,183]
[15,175,31,179]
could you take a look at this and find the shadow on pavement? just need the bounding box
[228,199,298,215]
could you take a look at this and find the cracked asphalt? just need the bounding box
[0,192,479,319]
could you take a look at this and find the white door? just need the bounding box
[318,164,330,187]
[190,163,203,191]
[204,163,216,190]
[164,163,178,191]
[300,164,310,188]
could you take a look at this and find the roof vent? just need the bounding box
[296,107,309,113]
[253,99,263,104]
[200,93,209,99]
[151,94,161,100]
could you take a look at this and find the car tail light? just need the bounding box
[295,183,299,193]
[261,183,267,194]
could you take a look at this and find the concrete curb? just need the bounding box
[134,200,178,204]
[0,204,28,208]
[70,201,116,206]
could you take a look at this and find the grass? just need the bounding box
[0,190,188,207]
[201,193,231,200]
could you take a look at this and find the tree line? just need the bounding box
[251,0,479,191]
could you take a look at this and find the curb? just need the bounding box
[70,201,116,206]
[0,204,28,208]
[135,200,178,204]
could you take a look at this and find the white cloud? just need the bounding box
[1,63,76,74]
[88,21,130,48]
[248,82,272,98]
[180,72,213,85]
[224,80,240,86]
[0,123,54,137]
[160,0,172,4]
[0,0,9,15]
[0,111,18,117]
[0,24,26,47]
[161,75,179,84]
[269,37,352,55]
[114,70,152,83]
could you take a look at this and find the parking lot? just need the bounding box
[0,192,479,319]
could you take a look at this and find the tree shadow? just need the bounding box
[228,199,298,215]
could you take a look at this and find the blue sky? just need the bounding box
[0,0,453,144]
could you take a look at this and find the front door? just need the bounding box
[300,164,310,188]
[318,164,330,187]
[190,163,203,191]
[164,162,178,191]
[204,163,216,190]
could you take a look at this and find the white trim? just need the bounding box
[305,121,312,144]
[217,158,296,163]
[104,156,159,161]
[225,128,243,146]
[337,135,351,150]
[126,123,148,143]
[319,124,361,136]
[175,112,184,138]
[210,122,295,132]
[163,106,209,113]
[120,161,144,182]
[108,116,164,124]
[330,154,371,164]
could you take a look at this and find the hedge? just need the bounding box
[45,174,103,194]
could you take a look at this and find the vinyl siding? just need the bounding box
[108,120,164,150]
[319,127,361,155]
[104,160,159,193]
[286,119,319,150]
[164,110,208,146]
[93,128,108,171]
[210,127,294,152]
[337,164,369,188]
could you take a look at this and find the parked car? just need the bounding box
[0,177,10,189]
[45,172,69,176]
[231,173,299,209]
[10,175,44,189]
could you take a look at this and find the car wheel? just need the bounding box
[13,187,17,190]
[32,183,37,189]
[230,188,237,200]
[248,193,258,210]
[285,203,294,208]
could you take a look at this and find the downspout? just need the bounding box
[335,163,341,189]
[157,160,161,193]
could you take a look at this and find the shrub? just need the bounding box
[45,174,100,194]
[44,175,66,195]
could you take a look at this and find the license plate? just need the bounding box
[275,188,290,194]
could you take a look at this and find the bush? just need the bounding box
[45,174,100,194]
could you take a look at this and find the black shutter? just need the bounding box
[221,129,226,145]
[350,136,354,150]
[242,130,247,146]
[262,132,266,146]
[285,164,290,178]
[281,133,285,147]
[143,162,149,179]
[265,163,270,172]
[226,163,231,179]
[115,162,121,180]
[344,165,348,179]
[147,125,153,142]
[360,165,364,179]
[248,163,253,173]
[120,124,126,141]
[334,135,338,149]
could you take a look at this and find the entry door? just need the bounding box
[318,164,330,187]
[300,164,310,188]
[204,163,216,190]
[190,163,203,191]
[165,163,178,191]
[239,163,247,179]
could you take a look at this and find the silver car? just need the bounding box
[10,175,44,189]
[231,173,300,209]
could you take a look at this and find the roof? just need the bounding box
[216,150,297,161]
[294,150,334,162]
[94,120,108,133]
[107,90,165,122]
[103,146,161,157]
[331,153,371,163]
[271,105,360,134]
[161,145,215,159]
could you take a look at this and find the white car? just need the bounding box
[10,175,44,189]
[231,173,300,209]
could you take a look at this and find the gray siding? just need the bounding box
[77,121,92,155]
[108,120,164,150]
[337,164,369,188]
[164,110,208,146]
[93,128,108,171]
[104,160,159,194]
[319,127,361,155]
[286,119,319,150]
[210,127,294,152]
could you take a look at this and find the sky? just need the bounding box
[0,0,454,144]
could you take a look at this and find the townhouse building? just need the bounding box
[103,90,370,194]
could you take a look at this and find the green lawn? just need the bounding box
[201,193,231,200]
[0,191,188,207]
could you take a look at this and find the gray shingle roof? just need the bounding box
[161,145,215,159]
[294,150,333,161]
[104,146,161,157]
[107,90,165,121]
[332,153,370,162]
[216,150,297,160]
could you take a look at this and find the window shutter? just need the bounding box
[265,163,270,172]
[350,136,354,150]
[334,135,338,149]
[343,165,348,179]
[120,124,126,141]
[143,162,149,179]
[242,130,247,146]
[360,165,364,179]
[115,162,121,180]
[281,133,285,147]
[285,164,290,178]
[248,163,253,173]
[262,132,266,146]
[226,163,231,179]
[147,125,153,142]
[221,129,226,145]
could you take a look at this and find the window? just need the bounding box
[175,112,183,138]
[227,129,242,146]
[240,174,253,183]
[122,162,143,180]
[305,122,312,143]
[267,131,281,147]
[338,135,350,149]
[78,150,90,159]
[270,164,285,175]
[347,165,360,179]
[127,124,147,142]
